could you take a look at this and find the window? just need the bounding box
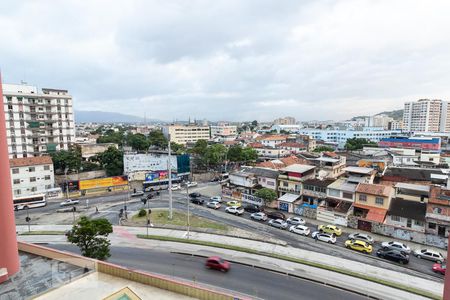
[13,179,20,184]
[12,168,19,174]
[44,175,51,180]
[31,187,37,192]
[14,189,21,196]
[391,215,401,222]
[375,197,384,205]
[342,192,353,199]
[328,189,340,197]
[433,207,443,214]
[428,222,436,229]
[414,220,424,226]
[359,194,367,202]
[30,177,36,182]
[283,182,288,187]
[29,167,35,172]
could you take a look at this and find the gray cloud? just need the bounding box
[1,0,450,122]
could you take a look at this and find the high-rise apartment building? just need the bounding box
[2,83,75,158]
[274,116,296,125]
[403,99,449,132]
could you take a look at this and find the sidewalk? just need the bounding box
[17,225,443,299]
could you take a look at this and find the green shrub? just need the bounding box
[138,209,147,217]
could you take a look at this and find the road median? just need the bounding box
[138,234,442,300]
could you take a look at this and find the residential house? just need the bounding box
[301,179,335,207]
[353,183,393,230]
[384,183,430,232]
[382,166,447,184]
[256,155,308,170]
[277,164,316,212]
[276,142,307,154]
[256,135,288,148]
[426,185,450,238]
[343,166,376,184]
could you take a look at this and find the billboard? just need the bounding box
[144,171,178,183]
[123,153,190,175]
[79,176,128,190]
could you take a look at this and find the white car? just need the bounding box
[250,212,268,221]
[381,241,411,254]
[130,191,144,197]
[187,181,198,187]
[170,184,181,191]
[311,231,336,244]
[289,225,310,236]
[268,219,288,229]
[60,199,79,207]
[414,249,445,263]
[348,233,375,244]
[206,201,221,209]
[225,206,244,215]
[210,196,222,202]
[286,217,306,225]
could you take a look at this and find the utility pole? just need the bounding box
[186,182,190,239]
[168,134,173,220]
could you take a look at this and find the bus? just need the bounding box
[13,194,47,211]
[143,178,182,192]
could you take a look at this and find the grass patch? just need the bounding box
[20,230,65,235]
[137,234,442,300]
[132,209,228,231]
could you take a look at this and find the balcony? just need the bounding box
[426,213,450,223]
[278,186,301,194]
[278,174,302,182]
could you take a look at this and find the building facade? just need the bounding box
[3,83,75,158]
[403,99,450,132]
[210,124,237,138]
[273,116,296,125]
[9,156,54,198]
[162,125,210,145]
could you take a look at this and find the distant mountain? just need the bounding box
[74,110,164,124]
[351,109,403,121]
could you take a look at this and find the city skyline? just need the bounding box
[1,1,450,121]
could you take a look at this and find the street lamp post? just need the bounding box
[168,136,173,220]
[186,182,190,239]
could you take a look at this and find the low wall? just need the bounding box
[55,170,107,184]
[18,242,241,300]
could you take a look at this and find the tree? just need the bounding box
[95,146,124,176]
[204,144,227,166]
[254,188,278,204]
[241,147,258,162]
[50,148,82,173]
[148,130,168,149]
[227,145,243,162]
[127,133,150,151]
[170,142,186,154]
[67,216,113,260]
[191,139,208,156]
[313,146,335,153]
[344,138,377,151]
[97,131,124,145]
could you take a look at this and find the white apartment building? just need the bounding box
[9,156,55,198]
[162,125,210,145]
[3,83,75,158]
[274,116,296,125]
[403,99,450,132]
[210,124,237,137]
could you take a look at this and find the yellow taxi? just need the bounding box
[345,239,373,254]
[226,200,241,207]
[318,224,342,236]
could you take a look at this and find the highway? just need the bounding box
[47,244,367,300]
[15,184,445,281]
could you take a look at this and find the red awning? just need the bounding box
[354,203,387,223]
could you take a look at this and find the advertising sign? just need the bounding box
[241,193,264,206]
[144,171,178,182]
[79,176,128,190]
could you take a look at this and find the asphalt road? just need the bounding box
[15,184,445,281]
[47,244,367,300]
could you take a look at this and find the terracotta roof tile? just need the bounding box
[356,183,392,197]
[9,156,53,168]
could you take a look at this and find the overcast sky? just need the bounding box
[1,0,450,122]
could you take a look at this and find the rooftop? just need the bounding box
[256,135,288,141]
[328,178,358,192]
[394,182,430,193]
[356,183,392,197]
[9,156,53,168]
[278,193,300,203]
[303,178,336,187]
[388,198,427,221]
[383,167,447,182]
[280,164,315,174]
[276,142,306,148]
[343,166,375,175]
[241,167,279,179]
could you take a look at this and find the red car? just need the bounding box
[205,256,230,272]
[432,263,446,275]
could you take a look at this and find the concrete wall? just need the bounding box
[55,170,106,184]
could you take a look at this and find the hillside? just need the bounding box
[74,110,164,124]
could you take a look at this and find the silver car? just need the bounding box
[250,212,268,221]
[381,241,411,254]
[414,249,445,263]
[348,233,374,244]
[206,201,221,209]
[311,231,336,244]
[225,206,244,215]
[268,219,288,229]
[286,217,306,225]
